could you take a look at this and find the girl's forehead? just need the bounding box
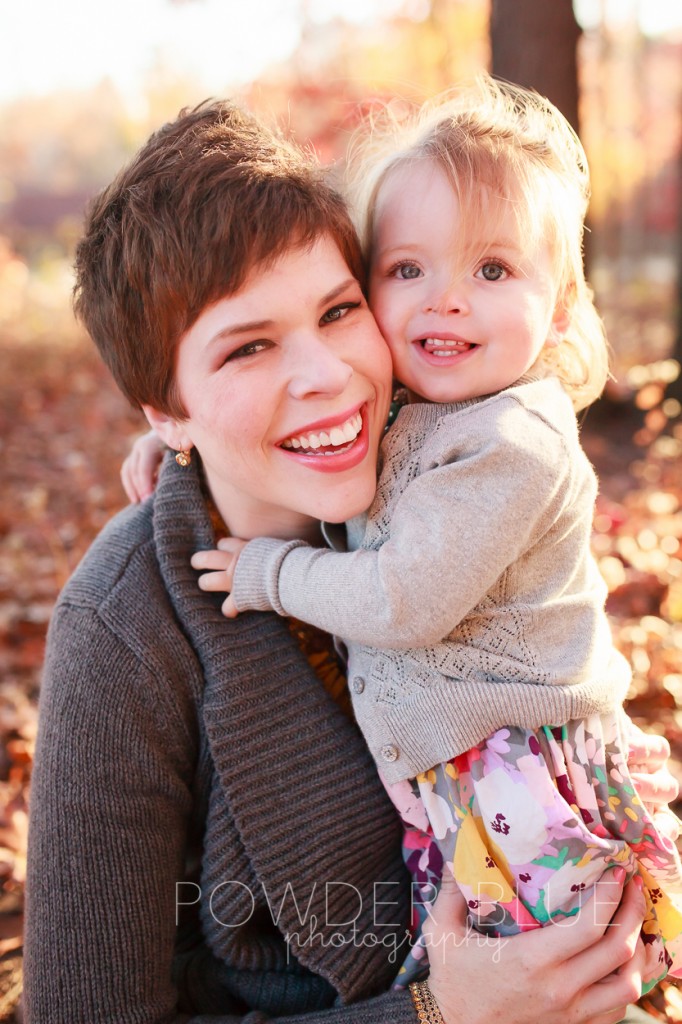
[374,159,528,244]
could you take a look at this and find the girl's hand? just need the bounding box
[121,429,166,503]
[191,537,248,618]
[627,721,681,843]
[424,868,646,1024]
[627,722,679,804]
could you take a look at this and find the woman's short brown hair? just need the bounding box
[74,100,365,418]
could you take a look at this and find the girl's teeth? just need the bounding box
[425,338,469,348]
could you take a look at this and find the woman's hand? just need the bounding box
[121,429,166,503]
[191,537,248,617]
[424,867,646,1024]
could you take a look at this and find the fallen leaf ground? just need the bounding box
[0,336,681,1021]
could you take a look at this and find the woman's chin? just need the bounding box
[319,488,376,524]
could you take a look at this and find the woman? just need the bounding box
[24,98,671,1024]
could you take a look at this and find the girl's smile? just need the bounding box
[369,159,568,405]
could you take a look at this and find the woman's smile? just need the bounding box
[278,403,369,471]
[146,235,393,540]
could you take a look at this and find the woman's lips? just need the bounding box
[280,410,362,451]
[277,405,370,473]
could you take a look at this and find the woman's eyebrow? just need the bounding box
[319,277,359,305]
[206,277,359,348]
[208,319,275,346]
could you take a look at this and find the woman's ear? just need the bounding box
[142,404,193,455]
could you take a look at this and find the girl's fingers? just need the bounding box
[630,768,679,808]
[196,570,234,593]
[191,550,234,571]
[121,458,141,503]
[217,537,248,555]
[628,726,670,768]
[649,807,681,843]
[137,448,161,499]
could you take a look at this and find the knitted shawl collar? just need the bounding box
[151,454,408,1002]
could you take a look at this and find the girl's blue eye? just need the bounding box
[479,262,507,282]
[396,263,421,280]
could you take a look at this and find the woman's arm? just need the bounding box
[24,603,423,1023]
[24,602,201,1022]
[25,604,646,1024]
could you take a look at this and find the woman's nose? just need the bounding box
[287,333,353,400]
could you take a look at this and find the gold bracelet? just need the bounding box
[409,980,446,1023]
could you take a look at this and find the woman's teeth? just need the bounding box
[281,412,362,453]
[422,338,473,357]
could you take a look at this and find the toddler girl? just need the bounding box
[198,78,682,992]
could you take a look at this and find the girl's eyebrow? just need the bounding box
[485,238,521,251]
[373,243,423,258]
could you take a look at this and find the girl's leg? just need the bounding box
[388,714,682,991]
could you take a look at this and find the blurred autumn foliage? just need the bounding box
[1,0,682,1020]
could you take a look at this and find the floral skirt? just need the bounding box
[385,711,682,993]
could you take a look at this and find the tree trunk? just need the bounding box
[490,0,582,133]
[671,137,682,401]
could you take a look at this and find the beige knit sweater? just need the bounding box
[232,377,631,784]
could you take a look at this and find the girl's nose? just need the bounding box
[287,332,353,400]
[425,276,470,315]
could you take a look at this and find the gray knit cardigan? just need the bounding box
[24,454,415,1023]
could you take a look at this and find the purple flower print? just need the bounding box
[491,813,510,836]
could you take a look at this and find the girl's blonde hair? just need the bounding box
[348,75,607,411]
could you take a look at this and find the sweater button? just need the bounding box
[381,744,399,763]
[352,676,365,694]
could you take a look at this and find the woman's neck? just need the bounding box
[204,471,323,545]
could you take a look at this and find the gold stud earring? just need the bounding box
[175,449,192,467]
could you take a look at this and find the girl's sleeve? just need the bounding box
[23,602,419,1024]
[231,408,570,650]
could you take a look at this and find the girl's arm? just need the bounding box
[195,415,569,648]
[121,428,166,503]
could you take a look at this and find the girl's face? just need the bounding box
[146,235,392,541]
[368,159,567,404]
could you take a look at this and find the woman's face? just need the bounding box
[146,235,392,541]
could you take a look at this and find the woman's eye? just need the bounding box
[393,263,422,280]
[478,262,508,282]
[320,301,361,325]
[224,340,269,362]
